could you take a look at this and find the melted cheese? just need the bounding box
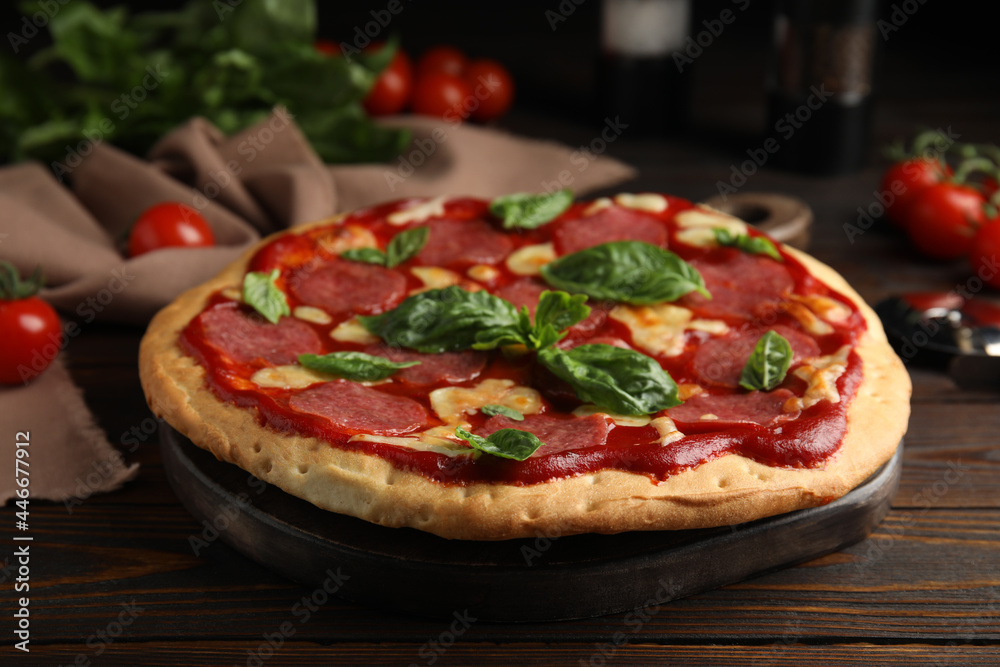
[781,301,834,335]
[677,383,704,400]
[610,303,728,357]
[505,243,556,276]
[221,287,242,301]
[583,197,612,216]
[330,317,378,345]
[650,416,684,445]
[614,192,668,213]
[429,378,542,423]
[411,266,463,291]
[348,431,472,457]
[467,264,500,283]
[674,206,748,248]
[785,345,851,411]
[294,306,332,325]
[572,405,650,427]
[791,293,852,324]
[251,365,331,389]
[316,224,377,255]
[387,196,446,225]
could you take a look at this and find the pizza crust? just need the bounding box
[139,220,910,541]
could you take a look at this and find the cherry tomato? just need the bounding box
[128,203,215,258]
[880,157,951,228]
[0,263,62,385]
[416,45,467,78]
[906,184,986,260]
[363,47,413,116]
[970,217,1000,289]
[314,39,341,56]
[982,176,1000,199]
[464,59,514,121]
[412,72,473,122]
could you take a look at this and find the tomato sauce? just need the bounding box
[181,196,866,486]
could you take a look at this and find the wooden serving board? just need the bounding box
[161,424,901,622]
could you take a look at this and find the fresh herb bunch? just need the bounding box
[0,0,410,166]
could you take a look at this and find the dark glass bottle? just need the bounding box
[767,0,878,174]
[597,0,691,136]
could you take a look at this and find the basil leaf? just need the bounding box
[739,330,793,391]
[455,427,544,461]
[713,228,782,261]
[473,308,533,350]
[359,286,519,353]
[472,291,590,351]
[340,247,387,265]
[489,189,574,230]
[540,241,710,305]
[386,226,429,268]
[534,290,590,335]
[298,352,419,382]
[243,269,290,324]
[538,344,682,416]
[481,404,525,421]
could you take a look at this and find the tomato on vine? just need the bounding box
[363,45,413,116]
[465,59,514,122]
[0,263,63,385]
[880,157,951,228]
[416,45,468,78]
[412,71,473,121]
[905,183,986,260]
[970,217,1000,289]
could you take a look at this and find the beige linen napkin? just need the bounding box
[0,110,636,503]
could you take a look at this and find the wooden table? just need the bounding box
[3,46,1000,667]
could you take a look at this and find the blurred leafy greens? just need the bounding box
[0,0,410,166]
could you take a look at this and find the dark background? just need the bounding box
[3,0,997,145]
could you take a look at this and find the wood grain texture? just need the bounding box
[3,642,999,666]
[5,505,998,643]
[154,425,899,622]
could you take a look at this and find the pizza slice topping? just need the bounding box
[180,193,868,486]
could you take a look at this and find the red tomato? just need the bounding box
[412,72,473,122]
[363,48,413,116]
[983,176,1000,199]
[128,203,215,258]
[0,294,62,385]
[314,39,341,56]
[416,45,467,77]
[464,59,514,121]
[880,158,951,228]
[970,217,1000,289]
[906,184,986,260]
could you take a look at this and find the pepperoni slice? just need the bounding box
[553,205,668,255]
[691,324,820,388]
[289,381,430,435]
[668,389,797,429]
[680,251,794,320]
[364,344,488,387]
[199,306,322,366]
[495,278,608,339]
[290,260,407,316]
[495,278,546,312]
[476,413,611,456]
[416,219,514,267]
